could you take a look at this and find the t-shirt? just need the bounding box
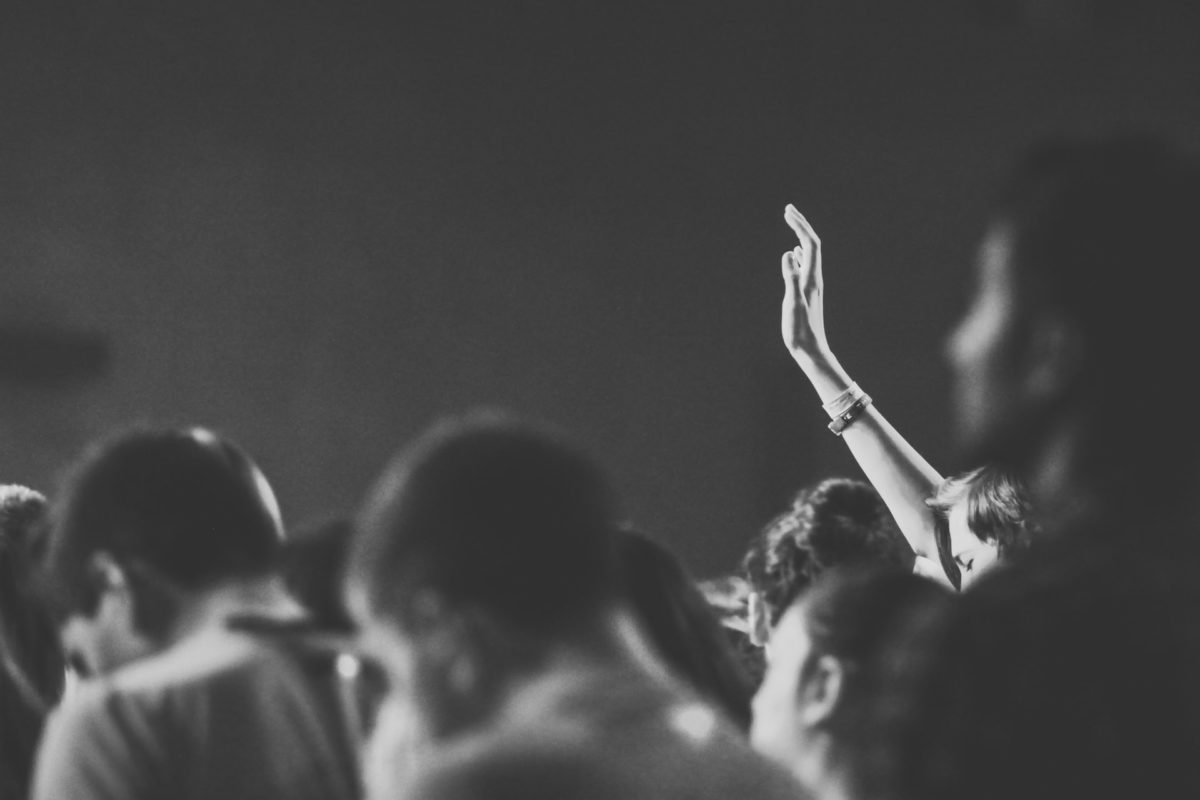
[31,621,362,800]
[381,665,812,800]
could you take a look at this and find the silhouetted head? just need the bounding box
[350,410,620,638]
[946,134,1200,525]
[42,425,285,674]
[742,477,914,646]
[347,410,624,739]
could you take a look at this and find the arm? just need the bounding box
[780,204,945,563]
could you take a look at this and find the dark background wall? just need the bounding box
[2,0,1198,578]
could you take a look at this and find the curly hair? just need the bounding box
[741,477,913,627]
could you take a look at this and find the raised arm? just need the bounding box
[779,204,944,564]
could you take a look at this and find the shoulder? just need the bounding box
[398,736,620,800]
[31,681,165,800]
[397,699,808,800]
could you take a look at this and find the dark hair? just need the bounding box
[926,465,1035,590]
[798,565,951,747]
[616,528,755,731]
[742,478,914,627]
[350,410,620,637]
[988,134,1200,508]
[0,485,65,798]
[42,425,285,629]
[282,516,356,633]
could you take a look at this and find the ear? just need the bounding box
[748,592,771,648]
[1023,313,1082,401]
[798,654,845,728]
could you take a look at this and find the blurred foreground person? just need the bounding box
[858,135,1200,800]
[33,426,362,800]
[616,527,755,732]
[347,411,808,800]
[0,485,66,799]
[751,566,950,800]
[741,477,913,649]
[945,134,1200,539]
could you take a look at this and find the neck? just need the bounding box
[427,603,675,741]
[165,574,305,645]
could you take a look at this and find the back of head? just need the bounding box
[751,564,951,796]
[0,485,65,798]
[43,425,285,623]
[350,410,621,639]
[799,565,950,744]
[742,477,913,629]
[989,134,1200,511]
[616,528,755,731]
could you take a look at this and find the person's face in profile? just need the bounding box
[946,500,1000,590]
[750,601,812,769]
[944,223,1031,465]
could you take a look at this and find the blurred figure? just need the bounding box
[857,135,1200,800]
[741,477,913,649]
[751,565,950,800]
[32,426,362,800]
[616,527,755,732]
[347,410,808,800]
[778,206,1036,589]
[282,515,356,634]
[0,484,65,799]
[696,573,767,690]
[945,134,1200,536]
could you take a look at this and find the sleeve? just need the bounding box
[30,684,167,800]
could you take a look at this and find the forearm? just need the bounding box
[796,352,943,559]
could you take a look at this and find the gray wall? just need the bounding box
[2,1,1198,577]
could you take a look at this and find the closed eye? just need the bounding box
[956,556,975,572]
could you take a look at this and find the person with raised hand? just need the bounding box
[778,205,1032,590]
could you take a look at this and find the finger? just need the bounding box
[781,251,802,296]
[784,206,821,246]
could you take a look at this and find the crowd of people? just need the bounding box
[1,131,1199,800]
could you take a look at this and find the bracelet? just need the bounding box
[827,393,873,436]
[822,382,864,419]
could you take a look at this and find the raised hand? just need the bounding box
[780,204,831,372]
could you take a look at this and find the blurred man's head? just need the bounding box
[347,410,623,737]
[946,135,1200,519]
[43,426,285,676]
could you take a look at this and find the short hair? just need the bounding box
[741,477,914,627]
[987,134,1200,503]
[616,528,754,731]
[926,465,1035,590]
[43,426,285,621]
[349,410,621,637]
